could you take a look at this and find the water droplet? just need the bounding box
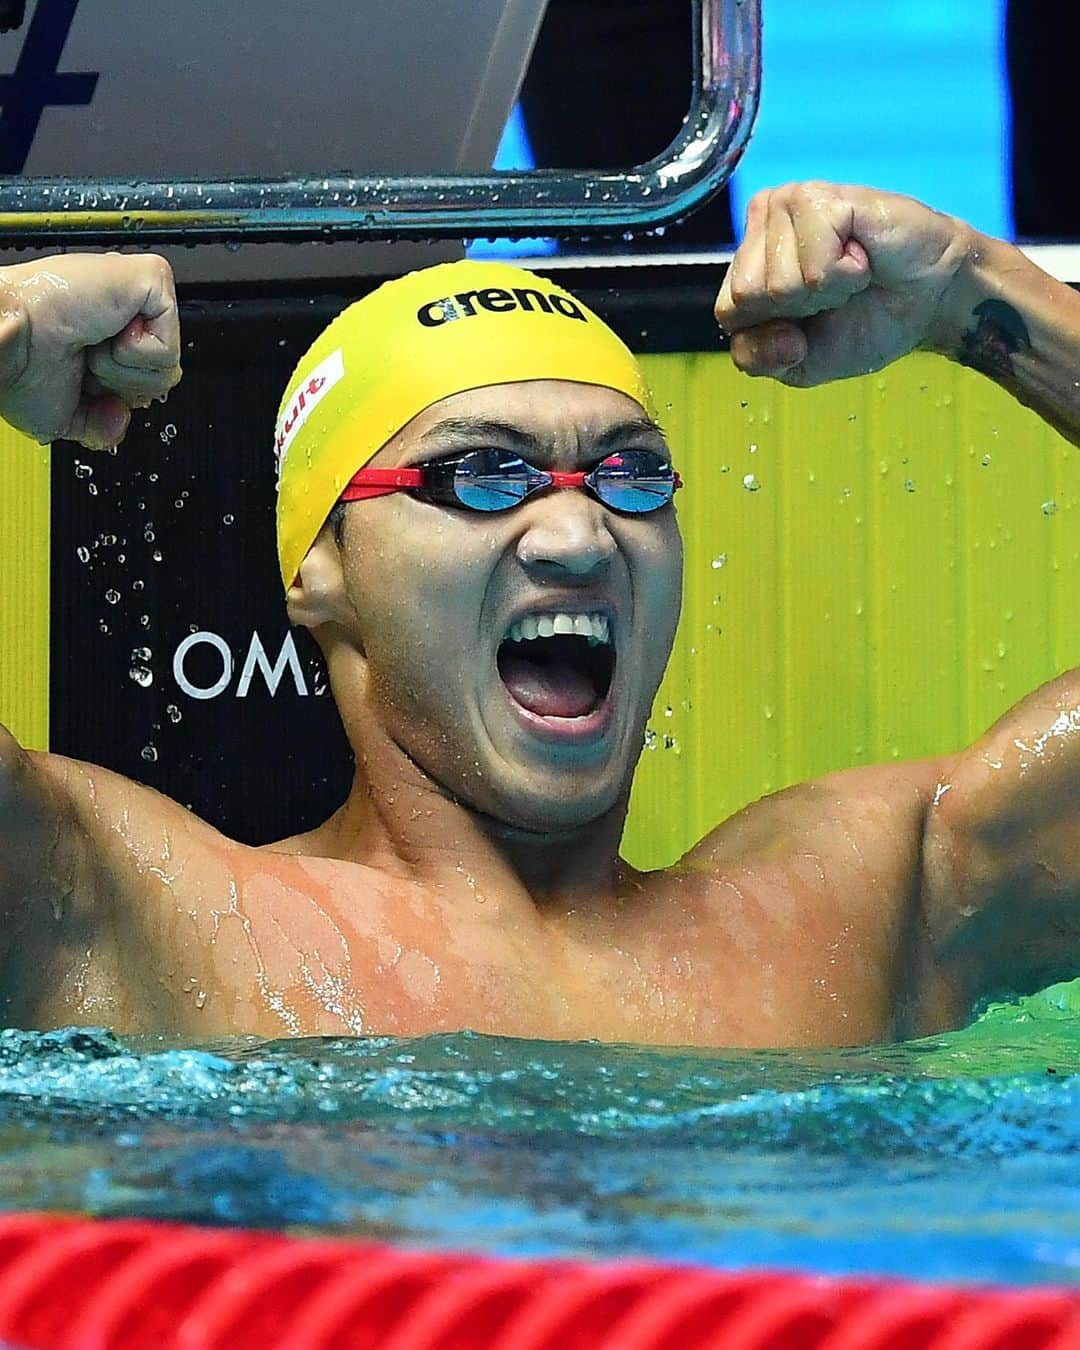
[742,473,760,492]
[981,454,992,467]
[903,479,916,493]
[711,554,727,570]
[1042,499,1058,516]
[643,728,657,750]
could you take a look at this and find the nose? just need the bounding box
[514,488,618,578]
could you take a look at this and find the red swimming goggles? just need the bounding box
[340,448,682,515]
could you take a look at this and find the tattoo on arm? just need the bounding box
[958,299,1031,380]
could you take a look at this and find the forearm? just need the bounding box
[924,228,1080,446]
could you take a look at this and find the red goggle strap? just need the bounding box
[339,467,423,501]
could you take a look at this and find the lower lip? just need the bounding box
[501,682,615,745]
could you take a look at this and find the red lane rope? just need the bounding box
[0,1213,1072,1350]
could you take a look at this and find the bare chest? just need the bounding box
[27,847,909,1047]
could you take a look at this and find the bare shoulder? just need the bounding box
[658,758,952,1042]
[0,736,236,1028]
[684,759,945,875]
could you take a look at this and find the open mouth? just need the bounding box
[496,612,615,723]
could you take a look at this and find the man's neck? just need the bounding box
[279,736,632,922]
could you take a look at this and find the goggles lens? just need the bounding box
[452,449,548,511]
[590,450,677,513]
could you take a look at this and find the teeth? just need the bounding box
[505,611,611,645]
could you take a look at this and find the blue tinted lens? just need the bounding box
[453,451,543,511]
[593,450,675,513]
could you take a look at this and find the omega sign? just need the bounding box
[173,630,312,700]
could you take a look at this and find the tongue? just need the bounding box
[500,653,598,718]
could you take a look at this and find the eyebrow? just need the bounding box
[415,415,669,459]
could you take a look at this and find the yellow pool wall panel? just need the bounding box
[623,349,1079,870]
[0,429,49,750]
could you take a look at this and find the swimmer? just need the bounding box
[0,181,1078,1046]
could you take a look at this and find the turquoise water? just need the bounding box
[0,980,1076,1288]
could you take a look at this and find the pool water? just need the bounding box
[0,980,1076,1289]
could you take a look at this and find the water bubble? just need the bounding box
[711,554,727,570]
[152,550,163,562]
[104,588,120,604]
[166,704,182,724]
[139,614,150,628]
[87,483,98,496]
[128,665,153,687]
[222,513,234,525]
[98,620,110,634]
[76,546,90,563]
[140,743,158,762]
[132,579,144,591]
[1042,500,1058,516]
[74,462,94,481]
[174,499,185,509]
[131,645,151,661]
[742,473,761,492]
[149,473,158,482]
[144,528,155,542]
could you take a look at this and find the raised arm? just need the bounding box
[714,183,1080,1012]
[0,253,181,1011]
[714,181,1080,447]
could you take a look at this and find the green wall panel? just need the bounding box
[623,349,1080,870]
[0,429,49,751]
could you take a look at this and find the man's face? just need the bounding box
[333,379,683,833]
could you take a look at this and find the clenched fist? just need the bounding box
[714,182,977,386]
[0,252,181,449]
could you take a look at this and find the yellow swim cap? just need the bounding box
[274,259,653,590]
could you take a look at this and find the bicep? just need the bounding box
[920,688,1080,1009]
[0,728,114,1019]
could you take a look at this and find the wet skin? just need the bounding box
[4,186,1080,1046]
[4,377,1075,1048]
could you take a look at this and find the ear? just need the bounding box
[286,529,357,634]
